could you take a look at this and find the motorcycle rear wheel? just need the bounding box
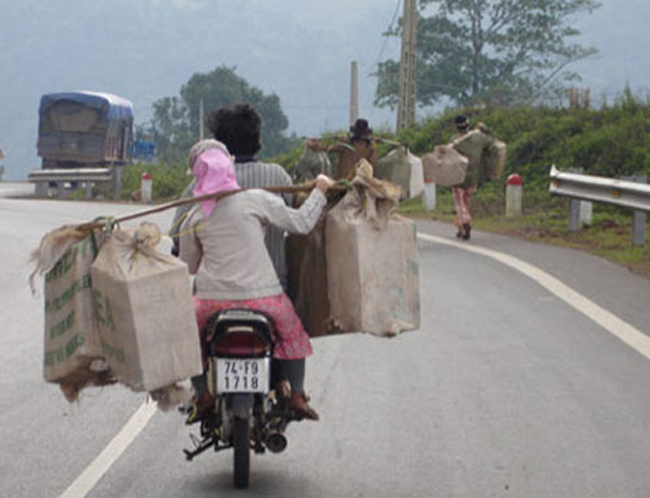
[233,417,250,489]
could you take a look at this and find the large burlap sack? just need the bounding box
[326,161,420,336]
[286,219,331,337]
[422,145,469,186]
[484,139,507,181]
[91,222,202,392]
[294,139,332,182]
[40,232,111,398]
[288,160,420,337]
[375,145,424,199]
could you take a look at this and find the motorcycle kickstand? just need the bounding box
[183,433,215,461]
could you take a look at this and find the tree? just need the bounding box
[151,66,293,162]
[375,0,600,109]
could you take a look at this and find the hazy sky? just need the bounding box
[1,0,649,180]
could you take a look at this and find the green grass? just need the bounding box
[400,185,650,279]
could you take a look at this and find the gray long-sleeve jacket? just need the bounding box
[170,160,292,289]
[179,189,325,300]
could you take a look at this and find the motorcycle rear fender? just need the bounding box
[231,393,254,419]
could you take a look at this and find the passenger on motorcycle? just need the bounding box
[179,140,333,423]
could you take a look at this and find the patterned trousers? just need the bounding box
[452,186,476,227]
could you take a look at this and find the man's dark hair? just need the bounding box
[207,103,261,156]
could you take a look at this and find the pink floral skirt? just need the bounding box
[193,294,313,360]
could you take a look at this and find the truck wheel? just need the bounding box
[233,417,250,489]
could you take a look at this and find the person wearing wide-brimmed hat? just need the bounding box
[450,114,496,240]
[329,118,378,180]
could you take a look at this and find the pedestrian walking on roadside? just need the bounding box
[450,114,496,240]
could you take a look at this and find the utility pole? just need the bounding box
[349,61,359,126]
[396,0,417,132]
[199,99,205,140]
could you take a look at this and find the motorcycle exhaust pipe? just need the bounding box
[265,432,288,453]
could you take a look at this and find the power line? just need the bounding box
[283,105,347,110]
[374,0,402,67]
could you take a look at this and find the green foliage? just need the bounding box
[272,94,650,209]
[376,0,600,108]
[270,142,305,178]
[399,98,650,190]
[151,66,293,162]
[95,160,191,202]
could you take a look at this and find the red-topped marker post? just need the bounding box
[506,173,522,218]
[141,172,152,203]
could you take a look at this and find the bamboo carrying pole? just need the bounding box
[75,183,347,232]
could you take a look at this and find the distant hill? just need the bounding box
[1,0,647,180]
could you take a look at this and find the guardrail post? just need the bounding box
[568,199,581,231]
[34,181,47,197]
[112,165,122,201]
[566,167,591,231]
[580,201,593,227]
[57,182,66,199]
[633,211,646,247]
[624,175,647,247]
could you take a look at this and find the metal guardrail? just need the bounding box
[28,168,113,183]
[28,167,121,200]
[549,165,650,212]
[549,165,649,246]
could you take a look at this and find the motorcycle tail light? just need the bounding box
[214,331,269,357]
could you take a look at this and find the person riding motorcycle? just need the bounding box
[178,140,333,422]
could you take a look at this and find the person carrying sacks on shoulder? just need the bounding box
[329,118,378,180]
[449,114,496,240]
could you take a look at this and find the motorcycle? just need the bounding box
[182,309,304,489]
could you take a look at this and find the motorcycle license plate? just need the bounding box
[216,358,270,393]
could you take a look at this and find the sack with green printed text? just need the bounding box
[42,232,112,400]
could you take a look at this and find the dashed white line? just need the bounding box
[417,232,650,360]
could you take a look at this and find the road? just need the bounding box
[2,189,650,497]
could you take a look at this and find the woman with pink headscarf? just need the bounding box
[179,139,333,422]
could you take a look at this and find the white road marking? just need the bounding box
[55,233,648,497]
[417,233,650,360]
[59,400,157,498]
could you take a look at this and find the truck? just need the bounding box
[37,91,134,168]
[33,91,134,198]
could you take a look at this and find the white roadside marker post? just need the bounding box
[505,173,522,218]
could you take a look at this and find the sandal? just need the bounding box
[462,223,471,240]
[185,392,215,425]
[289,392,320,421]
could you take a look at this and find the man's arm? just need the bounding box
[169,178,196,256]
[178,209,202,275]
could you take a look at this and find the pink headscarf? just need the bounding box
[191,145,240,219]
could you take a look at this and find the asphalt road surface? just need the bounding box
[2,187,650,497]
